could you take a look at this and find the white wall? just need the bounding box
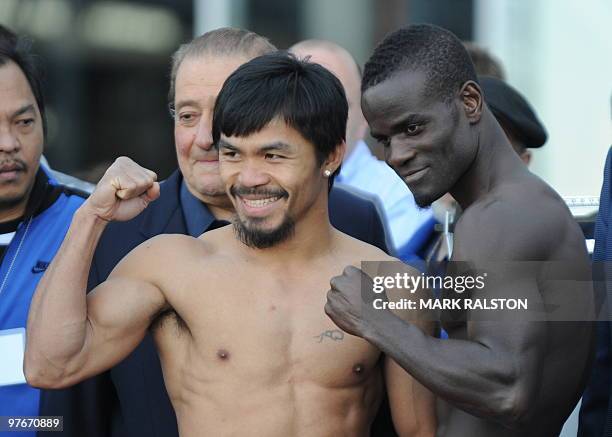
[298,0,374,65]
[475,0,612,197]
[193,0,247,36]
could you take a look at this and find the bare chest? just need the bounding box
[155,271,381,388]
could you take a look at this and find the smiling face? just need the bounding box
[218,118,334,248]
[173,54,249,206]
[0,60,43,219]
[362,69,477,207]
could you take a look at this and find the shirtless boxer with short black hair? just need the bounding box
[25,52,435,437]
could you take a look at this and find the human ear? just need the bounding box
[521,150,532,166]
[323,141,346,176]
[460,81,483,124]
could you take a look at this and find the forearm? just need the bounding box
[25,206,107,384]
[366,310,530,423]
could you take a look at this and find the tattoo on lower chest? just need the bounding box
[314,330,345,343]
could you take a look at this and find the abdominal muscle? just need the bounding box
[173,375,382,437]
[153,321,384,437]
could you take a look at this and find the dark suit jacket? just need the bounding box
[39,170,396,436]
[579,147,612,437]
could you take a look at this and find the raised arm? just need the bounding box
[25,157,162,389]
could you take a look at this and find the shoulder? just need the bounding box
[52,172,95,198]
[604,146,612,173]
[336,235,421,283]
[599,147,612,213]
[114,234,205,277]
[454,178,579,261]
[137,233,201,254]
[335,230,395,264]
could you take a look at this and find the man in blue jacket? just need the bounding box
[579,146,612,437]
[39,28,394,437]
[0,25,87,437]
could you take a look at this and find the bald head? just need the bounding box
[290,40,367,156]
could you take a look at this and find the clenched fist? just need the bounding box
[81,156,160,222]
[325,265,384,338]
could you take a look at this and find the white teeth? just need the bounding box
[243,196,280,207]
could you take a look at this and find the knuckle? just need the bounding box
[131,175,147,186]
[343,265,355,275]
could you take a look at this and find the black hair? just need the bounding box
[362,24,478,102]
[212,51,347,186]
[0,25,47,137]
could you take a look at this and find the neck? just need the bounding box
[450,111,526,210]
[0,200,28,223]
[0,177,36,223]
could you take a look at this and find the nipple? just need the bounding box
[217,349,230,360]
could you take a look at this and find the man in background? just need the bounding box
[463,42,506,79]
[0,25,87,437]
[479,76,547,165]
[464,42,548,164]
[578,98,612,437]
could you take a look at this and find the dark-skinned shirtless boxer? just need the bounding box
[324,24,594,437]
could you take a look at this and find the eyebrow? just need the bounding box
[217,139,295,154]
[371,113,426,139]
[217,139,236,150]
[389,114,426,135]
[258,142,293,153]
[174,99,201,111]
[11,104,35,119]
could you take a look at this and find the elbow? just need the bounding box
[395,423,435,437]
[23,352,72,390]
[24,370,56,390]
[492,378,533,429]
[392,408,436,437]
[24,363,54,389]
